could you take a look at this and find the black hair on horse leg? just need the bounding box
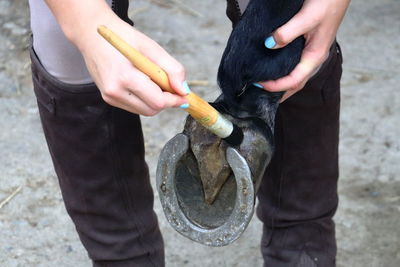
[217,0,305,128]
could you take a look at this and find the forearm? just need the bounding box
[44,0,118,50]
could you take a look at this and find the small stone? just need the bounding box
[3,22,28,36]
[371,191,380,197]
[0,73,17,97]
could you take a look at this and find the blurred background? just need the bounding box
[0,0,399,266]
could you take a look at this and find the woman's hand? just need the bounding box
[80,19,189,116]
[45,0,188,116]
[257,0,350,102]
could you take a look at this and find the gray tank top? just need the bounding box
[29,0,113,84]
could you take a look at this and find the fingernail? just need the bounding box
[182,81,191,95]
[253,83,264,88]
[179,103,189,109]
[265,36,276,49]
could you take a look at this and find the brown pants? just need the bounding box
[30,0,342,266]
[257,42,342,266]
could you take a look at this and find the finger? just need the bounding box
[266,1,323,49]
[259,59,314,92]
[162,91,188,108]
[118,90,186,116]
[259,48,326,92]
[123,66,187,110]
[123,95,159,116]
[123,66,167,110]
[103,89,160,116]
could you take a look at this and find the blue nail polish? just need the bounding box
[265,36,276,49]
[182,81,191,95]
[179,103,189,109]
[253,83,264,89]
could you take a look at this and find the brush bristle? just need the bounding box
[223,123,243,146]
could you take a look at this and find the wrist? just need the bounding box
[66,10,118,50]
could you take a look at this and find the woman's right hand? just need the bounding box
[46,0,188,116]
[80,19,189,116]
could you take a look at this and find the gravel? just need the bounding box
[1,0,399,266]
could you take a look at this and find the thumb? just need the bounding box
[265,2,322,49]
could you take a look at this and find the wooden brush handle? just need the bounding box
[97,25,229,131]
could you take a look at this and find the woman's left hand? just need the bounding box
[256,0,350,102]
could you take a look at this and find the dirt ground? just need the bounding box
[1,0,399,266]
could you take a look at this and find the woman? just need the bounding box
[28,0,349,266]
